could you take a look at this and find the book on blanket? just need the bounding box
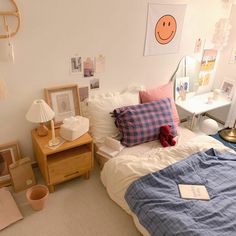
[97,137,124,158]
[178,184,210,200]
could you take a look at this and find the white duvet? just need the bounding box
[101,135,234,235]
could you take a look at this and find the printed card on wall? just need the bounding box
[144,4,186,56]
[90,78,99,90]
[95,55,105,73]
[200,49,217,71]
[70,56,82,74]
[83,57,94,77]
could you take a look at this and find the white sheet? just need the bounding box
[101,131,234,236]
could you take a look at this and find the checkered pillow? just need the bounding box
[114,98,177,147]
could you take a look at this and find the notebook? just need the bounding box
[178,184,210,200]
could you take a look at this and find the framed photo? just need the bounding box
[220,78,235,100]
[175,76,189,101]
[44,84,81,127]
[0,141,21,186]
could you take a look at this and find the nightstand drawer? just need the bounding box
[48,151,91,184]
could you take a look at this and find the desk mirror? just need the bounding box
[171,56,201,100]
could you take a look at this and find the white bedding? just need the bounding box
[101,130,234,236]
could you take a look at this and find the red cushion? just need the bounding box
[139,82,180,125]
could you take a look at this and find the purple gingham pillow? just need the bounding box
[114,98,177,147]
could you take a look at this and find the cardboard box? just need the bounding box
[9,157,36,192]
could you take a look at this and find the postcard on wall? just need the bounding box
[144,3,186,55]
[70,56,82,74]
[84,57,94,77]
[198,72,211,86]
[200,49,218,71]
[79,86,89,102]
[178,184,210,200]
[95,55,105,73]
[90,78,99,90]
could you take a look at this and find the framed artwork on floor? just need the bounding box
[44,84,81,127]
[0,141,21,187]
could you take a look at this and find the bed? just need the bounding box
[101,132,236,236]
[85,83,236,235]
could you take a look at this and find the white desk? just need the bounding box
[176,92,232,130]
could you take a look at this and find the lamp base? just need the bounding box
[48,137,61,147]
[219,128,236,143]
[37,123,48,136]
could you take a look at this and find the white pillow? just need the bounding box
[87,88,142,143]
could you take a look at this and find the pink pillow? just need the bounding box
[139,82,180,125]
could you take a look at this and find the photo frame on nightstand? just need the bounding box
[0,141,21,187]
[220,78,235,100]
[44,84,81,127]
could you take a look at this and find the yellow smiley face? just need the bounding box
[155,15,177,45]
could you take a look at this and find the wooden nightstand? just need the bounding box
[31,129,93,192]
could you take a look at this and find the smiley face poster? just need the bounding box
[144,4,186,56]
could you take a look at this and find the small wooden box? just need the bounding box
[9,157,36,192]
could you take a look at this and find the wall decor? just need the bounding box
[84,57,94,77]
[198,72,211,86]
[79,86,89,102]
[175,76,189,101]
[144,3,186,56]
[200,49,218,71]
[220,78,235,100]
[0,141,21,187]
[70,56,82,74]
[90,78,99,90]
[0,0,21,39]
[95,55,105,73]
[44,84,80,127]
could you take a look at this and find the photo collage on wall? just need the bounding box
[70,54,105,93]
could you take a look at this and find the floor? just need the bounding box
[2,163,141,236]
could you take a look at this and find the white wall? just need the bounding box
[210,4,236,125]
[0,0,229,159]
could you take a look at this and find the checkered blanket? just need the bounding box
[125,149,236,236]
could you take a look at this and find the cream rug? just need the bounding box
[2,163,141,236]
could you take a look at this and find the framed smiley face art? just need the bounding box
[144,4,186,56]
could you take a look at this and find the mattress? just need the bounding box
[100,127,235,236]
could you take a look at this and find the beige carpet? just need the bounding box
[2,163,141,236]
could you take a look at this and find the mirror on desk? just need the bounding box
[171,56,201,100]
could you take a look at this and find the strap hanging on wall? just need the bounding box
[0,0,20,39]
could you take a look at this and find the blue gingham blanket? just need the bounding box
[125,149,236,236]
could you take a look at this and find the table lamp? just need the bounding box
[26,99,54,136]
[219,118,236,143]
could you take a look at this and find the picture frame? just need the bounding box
[44,84,81,127]
[175,76,189,101]
[0,141,21,187]
[220,78,235,100]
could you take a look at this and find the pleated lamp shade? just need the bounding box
[26,99,55,136]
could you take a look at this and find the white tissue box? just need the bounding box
[60,116,89,141]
